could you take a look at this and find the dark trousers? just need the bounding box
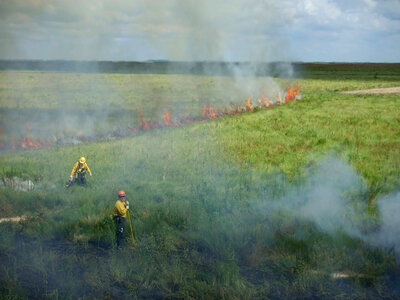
[114,216,126,247]
[67,173,86,187]
[75,173,87,185]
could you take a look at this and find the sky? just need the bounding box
[0,0,399,62]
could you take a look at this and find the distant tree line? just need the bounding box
[0,60,301,76]
[0,60,398,78]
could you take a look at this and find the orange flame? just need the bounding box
[0,83,300,151]
[137,109,150,130]
[210,104,218,118]
[202,104,218,119]
[285,81,300,102]
[201,105,207,117]
[246,98,253,111]
[260,94,271,107]
[163,109,172,126]
[21,137,41,148]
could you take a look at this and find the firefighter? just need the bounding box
[66,156,92,187]
[113,190,129,247]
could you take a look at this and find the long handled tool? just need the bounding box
[127,209,135,246]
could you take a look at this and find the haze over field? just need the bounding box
[0,0,399,62]
[1,1,400,298]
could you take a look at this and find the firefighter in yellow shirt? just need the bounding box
[66,156,92,187]
[113,190,129,247]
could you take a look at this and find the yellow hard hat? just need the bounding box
[79,157,86,164]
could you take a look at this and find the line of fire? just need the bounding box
[0,83,300,151]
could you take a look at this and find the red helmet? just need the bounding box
[118,190,126,197]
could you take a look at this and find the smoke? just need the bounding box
[295,157,367,238]
[0,1,300,147]
[0,0,294,63]
[371,192,400,258]
[141,0,296,87]
[0,69,124,145]
[259,156,400,257]
[126,0,293,63]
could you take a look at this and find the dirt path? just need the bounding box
[341,87,400,95]
[0,216,26,223]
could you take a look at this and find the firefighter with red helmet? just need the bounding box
[113,190,129,247]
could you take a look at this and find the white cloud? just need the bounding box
[362,0,377,9]
[0,0,398,61]
[299,0,342,20]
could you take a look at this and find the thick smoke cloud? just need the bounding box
[296,157,367,238]
[371,192,400,258]
[261,156,400,258]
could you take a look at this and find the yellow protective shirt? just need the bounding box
[70,161,92,176]
[113,199,128,218]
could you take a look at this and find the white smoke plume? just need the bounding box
[371,192,400,258]
[265,156,400,257]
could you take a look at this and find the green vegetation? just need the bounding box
[0,63,400,299]
[220,85,400,188]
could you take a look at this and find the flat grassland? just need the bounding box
[0,63,400,299]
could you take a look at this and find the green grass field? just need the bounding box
[0,63,400,299]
